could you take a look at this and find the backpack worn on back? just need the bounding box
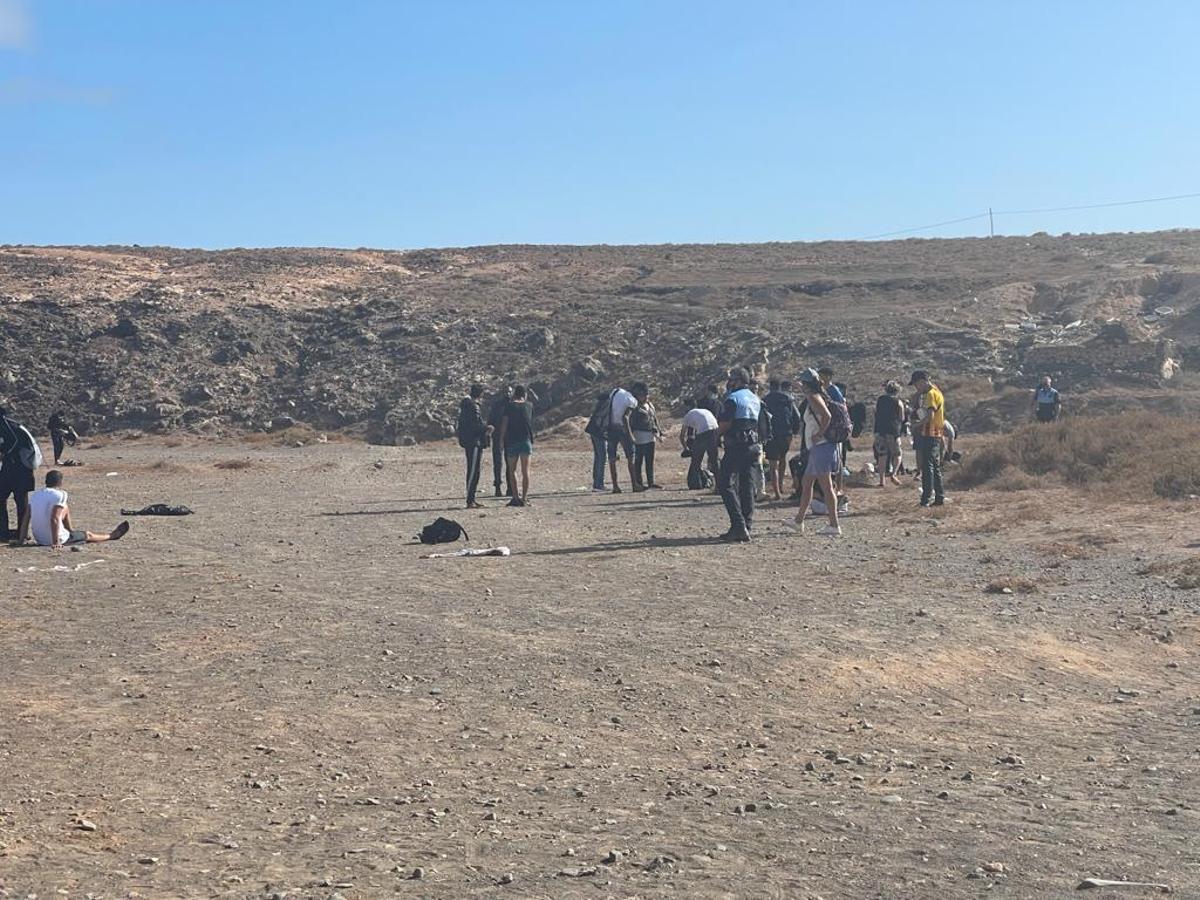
[823,398,852,445]
[16,425,43,470]
[418,517,469,545]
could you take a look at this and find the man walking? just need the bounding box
[909,370,946,507]
[487,386,513,498]
[1032,375,1062,423]
[716,367,762,543]
[456,384,492,509]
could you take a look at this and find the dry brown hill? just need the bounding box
[2,231,1198,441]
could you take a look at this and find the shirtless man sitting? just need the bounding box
[29,470,129,549]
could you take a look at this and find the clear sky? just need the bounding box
[2,0,1199,249]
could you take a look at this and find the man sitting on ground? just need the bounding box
[29,470,129,549]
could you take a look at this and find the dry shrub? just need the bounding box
[952,414,1200,499]
[1138,556,1200,590]
[214,459,260,471]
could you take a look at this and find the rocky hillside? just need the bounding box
[2,232,1198,442]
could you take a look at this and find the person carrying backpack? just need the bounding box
[0,407,39,544]
[584,390,612,492]
[456,384,492,509]
[790,369,843,536]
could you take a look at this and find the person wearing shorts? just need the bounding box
[762,379,801,501]
[28,469,129,549]
[872,380,906,486]
[791,370,842,536]
[499,386,535,507]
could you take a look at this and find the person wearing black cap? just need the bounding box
[715,367,762,542]
[909,370,946,507]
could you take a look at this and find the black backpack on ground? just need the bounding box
[418,517,469,544]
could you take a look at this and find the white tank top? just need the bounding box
[804,401,827,447]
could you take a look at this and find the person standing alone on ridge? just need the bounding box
[716,367,762,543]
[1032,375,1062,423]
[910,370,946,507]
[456,384,492,509]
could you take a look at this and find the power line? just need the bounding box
[861,189,1200,240]
[995,190,1200,216]
[860,212,990,240]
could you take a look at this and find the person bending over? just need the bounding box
[29,469,129,549]
[680,404,719,490]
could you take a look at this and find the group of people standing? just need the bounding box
[452,364,961,544]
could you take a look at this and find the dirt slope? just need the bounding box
[2,231,1199,441]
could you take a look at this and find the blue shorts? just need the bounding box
[804,441,839,476]
[505,440,533,458]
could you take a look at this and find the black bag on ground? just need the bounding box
[418,517,469,544]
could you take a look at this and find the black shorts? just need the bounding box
[606,428,634,461]
[1036,406,1058,423]
[764,435,792,462]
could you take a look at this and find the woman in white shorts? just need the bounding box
[792,371,842,536]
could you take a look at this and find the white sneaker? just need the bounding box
[819,524,843,537]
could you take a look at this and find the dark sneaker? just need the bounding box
[493,487,502,498]
[919,500,932,508]
[720,529,751,543]
[612,486,622,494]
[507,497,524,508]
[632,484,647,493]
[932,498,946,506]
[647,483,664,490]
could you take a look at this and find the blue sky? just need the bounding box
[2,0,1198,248]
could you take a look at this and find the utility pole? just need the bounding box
[989,207,995,237]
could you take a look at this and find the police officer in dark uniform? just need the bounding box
[716,368,762,543]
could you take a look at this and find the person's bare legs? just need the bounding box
[85,521,130,543]
[506,455,520,501]
[794,474,816,533]
[519,455,530,502]
[817,472,839,530]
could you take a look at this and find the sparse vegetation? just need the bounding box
[953,414,1200,499]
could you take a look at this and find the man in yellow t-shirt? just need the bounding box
[909,370,946,507]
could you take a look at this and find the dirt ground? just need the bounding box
[1,434,1198,899]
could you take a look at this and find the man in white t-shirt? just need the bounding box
[680,405,718,489]
[29,470,130,549]
[604,386,638,493]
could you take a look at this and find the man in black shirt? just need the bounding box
[762,378,801,501]
[456,384,492,508]
[486,387,514,498]
[872,380,907,486]
[0,407,35,543]
[499,385,535,507]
